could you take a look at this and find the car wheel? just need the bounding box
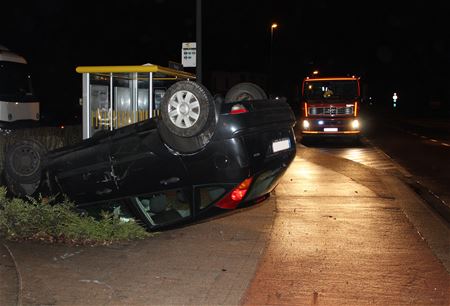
[4,139,47,185]
[160,81,215,138]
[224,82,268,102]
[4,171,40,197]
[158,81,218,153]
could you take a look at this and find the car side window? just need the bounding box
[197,186,227,210]
[80,200,136,223]
[133,188,191,226]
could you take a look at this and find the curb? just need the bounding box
[403,178,450,224]
[0,241,21,306]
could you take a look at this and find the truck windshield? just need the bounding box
[0,61,34,99]
[303,80,358,101]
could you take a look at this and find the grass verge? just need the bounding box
[0,187,150,245]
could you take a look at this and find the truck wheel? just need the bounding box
[225,82,268,102]
[160,81,215,138]
[158,81,218,153]
[352,135,361,146]
[4,139,47,185]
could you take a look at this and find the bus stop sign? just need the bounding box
[182,42,196,67]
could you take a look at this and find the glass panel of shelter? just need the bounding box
[89,72,167,137]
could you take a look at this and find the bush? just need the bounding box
[0,187,150,244]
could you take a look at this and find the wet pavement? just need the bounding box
[243,148,449,305]
[0,200,275,306]
[1,144,449,305]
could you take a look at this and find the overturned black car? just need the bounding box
[4,80,296,231]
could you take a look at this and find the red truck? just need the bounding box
[300,75,361,142]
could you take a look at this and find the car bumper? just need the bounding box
[300,117,361,136]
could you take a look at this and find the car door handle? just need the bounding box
[160,177,180,185]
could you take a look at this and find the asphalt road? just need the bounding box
[295,113,450,223]
[364,114,450,220]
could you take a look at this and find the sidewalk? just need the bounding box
[1,146,449,305]
[1,199,276,306]
[243,148,449,305]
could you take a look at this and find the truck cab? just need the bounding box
[0,45,40,127]
[300,75,361,141]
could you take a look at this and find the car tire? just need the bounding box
[4,139,47,185]
[224,82,268,102]
[158,81,218,154]
[3,171,40,197]
[160,81,215,138]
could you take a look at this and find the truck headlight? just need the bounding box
[302,120,310,129]
[352,119,359,129]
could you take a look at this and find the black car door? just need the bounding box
[108,121,189,198]
[45,134,115,204]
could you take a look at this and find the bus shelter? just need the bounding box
[76,65,195,139]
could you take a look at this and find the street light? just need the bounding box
[271,23,278,37]
[269,23,278,95]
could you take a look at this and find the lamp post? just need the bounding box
[270,23,278,42]
[196,0,202,83]
[269,23,278,95]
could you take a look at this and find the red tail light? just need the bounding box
[215,177,253,209]
[230,103,248,114]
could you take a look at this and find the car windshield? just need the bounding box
[303,80,358,101]
[0,61,34,98]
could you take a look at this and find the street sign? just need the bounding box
[182,42,196,67]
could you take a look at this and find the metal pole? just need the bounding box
[269,27,274,95]
[82,73,90,139]
[132,72,138,124]
[196,0,202,83]
[149,72,153,118]
[269,23,278,97]
[109,73,114,130]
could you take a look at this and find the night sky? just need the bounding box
[1,0,449,123]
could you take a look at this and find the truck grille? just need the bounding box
[308,106,354,116]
